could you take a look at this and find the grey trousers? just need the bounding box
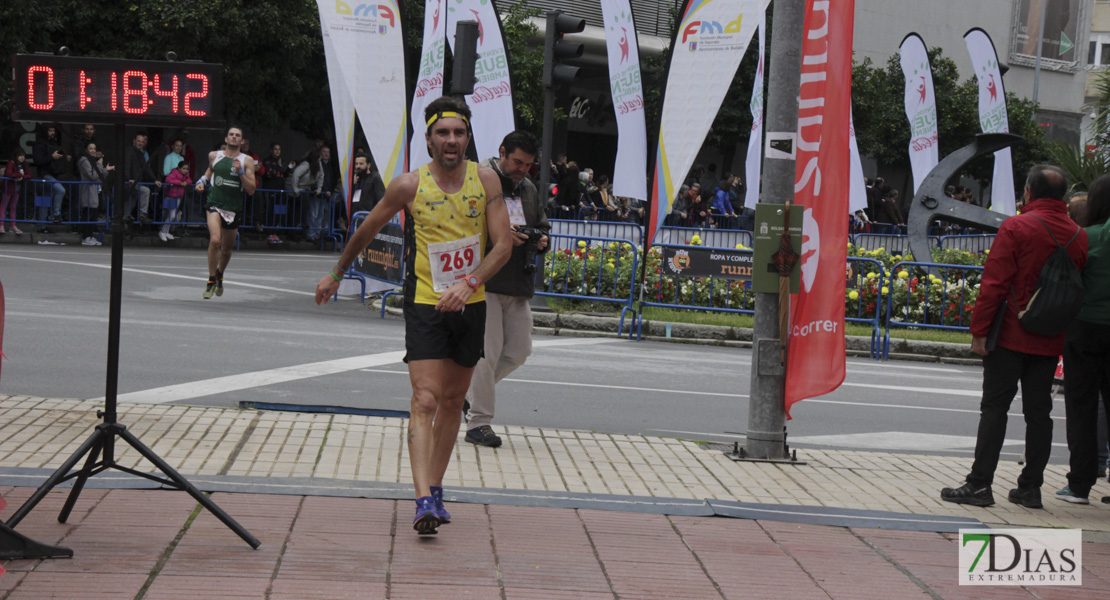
[465,292,533,429]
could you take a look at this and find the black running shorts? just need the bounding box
[205,204,243,230]
[403,301,487,368]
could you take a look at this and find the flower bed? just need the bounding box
[544,238,989,328]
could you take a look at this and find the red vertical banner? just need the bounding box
[785,0,854,417]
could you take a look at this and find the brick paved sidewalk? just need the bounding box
[3,487,1109,600]
[2,396,1109,532]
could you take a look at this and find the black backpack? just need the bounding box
[1014,216,1084,336]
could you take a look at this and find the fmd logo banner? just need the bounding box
[959,529,1082,586]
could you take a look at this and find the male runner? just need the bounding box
[195,127,256,299]
[315,96,513,535]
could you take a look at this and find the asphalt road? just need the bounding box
[0,243,1069,465]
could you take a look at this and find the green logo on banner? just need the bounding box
[1059,32,1074,56]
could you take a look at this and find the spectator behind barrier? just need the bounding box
[160,161,192,242]
[291,149,323,242]
[122,132,161,225]
[75,140,111,245]
[2,149,31,235]
[349,152,385,218]
[665,184,691,226]
[32,123,70,228]
[554,162,581,218]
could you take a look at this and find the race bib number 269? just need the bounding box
[428,235,482,292]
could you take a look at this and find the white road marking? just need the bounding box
[839,382,981,397]
[94,338,619,405]
[0,253,315,296]
[360,369,752,399]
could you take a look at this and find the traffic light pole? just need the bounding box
[745,0,806,460]
[539,10,584,201]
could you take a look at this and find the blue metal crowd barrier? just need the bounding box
[850,233,941,256]
[0,176,348,246]
[548,219,643,247]
[846,257,886,359]
[938,234,994,253]
[655,226,754,249]
[636,244,755,341]
[882,260,983,358]
[539,233,639,334]
[0,177,112,232]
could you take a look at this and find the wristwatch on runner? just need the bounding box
[464,275,481,291]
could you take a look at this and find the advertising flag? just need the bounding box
[316,0,408,186]
[899,33,938,194]
[320,24,357,208]
[744,8,767,209]
[784,0,855,416]
[446,0,515,161]
[965,28,1016,216]
[849,111,867,215]
[648,0,771,245]
[411,0,447,172]
[601,0,648,202]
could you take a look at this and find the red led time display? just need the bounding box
[11,54,223,126]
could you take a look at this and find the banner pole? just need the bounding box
[745,0,806,460]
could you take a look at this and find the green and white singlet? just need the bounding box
[207,151,248,212]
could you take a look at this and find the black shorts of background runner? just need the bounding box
[205,203,243,230]
[403,301,487,367]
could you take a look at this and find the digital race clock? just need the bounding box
[11,54,223,126]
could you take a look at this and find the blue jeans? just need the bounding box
[42,175,66,218]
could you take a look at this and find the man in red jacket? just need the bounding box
[941,165,1088,509]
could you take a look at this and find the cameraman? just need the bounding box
[464,131,549,447]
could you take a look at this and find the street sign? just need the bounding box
[752,203,803,293]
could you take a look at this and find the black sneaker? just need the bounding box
[138,212,152,224]
[940,482,994,506]
[1008,487,1043,509]
[462,399,471,423]
[465,425,502,448]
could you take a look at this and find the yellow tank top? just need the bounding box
[405,162,487,305]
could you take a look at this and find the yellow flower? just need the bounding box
[578,240,586,248]
[609,242,618,249]
[881,286,889,294]
[849,290,860,300]
[866,272,876,279]
[898,271,909,279]
[984,249,990,254]
[691,235,701,245]
[876,247,885,253]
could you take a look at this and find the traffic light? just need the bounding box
[543,11,585,88]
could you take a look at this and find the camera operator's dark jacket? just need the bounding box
[482,157,549,298]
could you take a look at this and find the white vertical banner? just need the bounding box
[849,111,867,214]
[965,28,1016,216]
[320,25,357,205]
[648,0,771,244]
[411,0,447,171]
[899,33,938,194]
[446,0,515,161]
[744,8,766,209]
[600,0,648,201]
[317,0,408,186]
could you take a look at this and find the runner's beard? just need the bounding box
[434,144,464,170]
